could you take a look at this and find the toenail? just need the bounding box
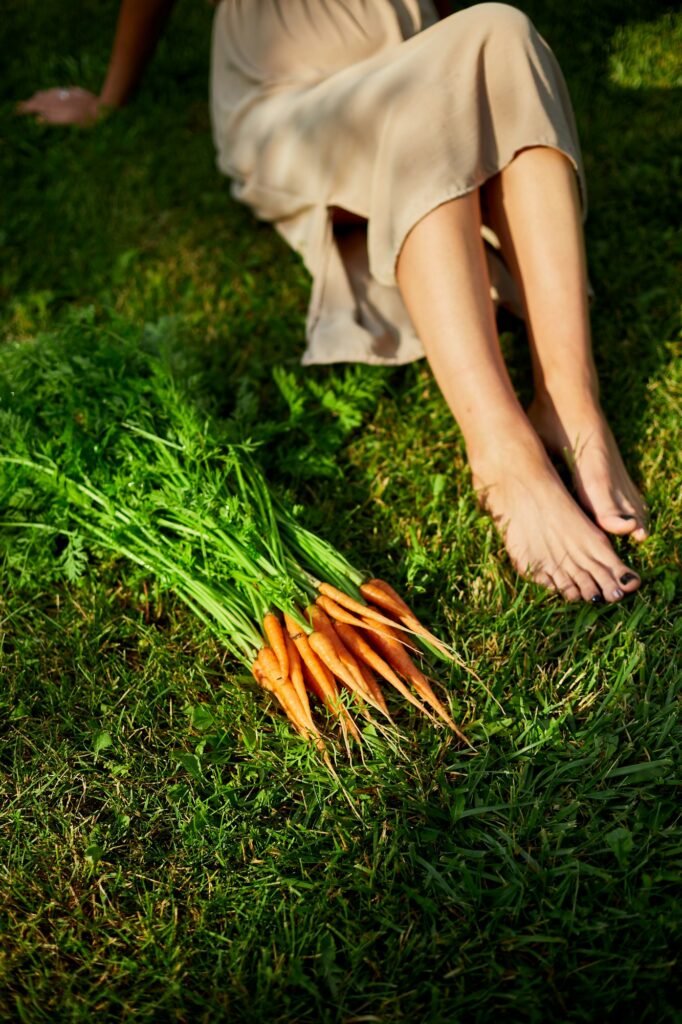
[620,572,638,585]
[612,588,624,600]
[591,594,605,605]
[619,514,635,520]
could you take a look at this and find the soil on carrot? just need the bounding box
[1,0,681,1021]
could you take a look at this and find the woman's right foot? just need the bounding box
[469,428,641,603]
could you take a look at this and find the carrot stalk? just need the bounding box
[263,611,289,679]
[333,621,438,723]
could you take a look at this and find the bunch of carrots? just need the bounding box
[254,579,467,750]
[1,338,467,753]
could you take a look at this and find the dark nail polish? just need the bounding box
[619,514,635,521]
[620,573,638,585]
[613,588,624,600]
[591,594,605,605]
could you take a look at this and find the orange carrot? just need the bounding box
[256,647,320,742]
[301,660,361,746]
[354,657,390,718]
[316,594,373,630]
[284,613,338,703]
[284,613,361,743]
[333,621,438,722]
[285,633,315,731]
[253,662,309,740]
[308,630,386,718]
[316,594,421,654]
[360,579,413,619]
[263,612,289,679]
[318,582,408,632]
[365,628,467,742]
[307,605,376,705]
[360,578,453,660]
[306,602,337,639]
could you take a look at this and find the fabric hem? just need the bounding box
[374,134,586,289]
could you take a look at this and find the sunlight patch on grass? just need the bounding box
[608,12,682,89]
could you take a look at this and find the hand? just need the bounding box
[16,87,105,126]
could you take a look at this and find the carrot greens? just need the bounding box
[0,317,464,748]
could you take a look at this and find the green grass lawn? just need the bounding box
[1,1,681,1021]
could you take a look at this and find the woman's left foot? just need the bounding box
[528,392,649,542]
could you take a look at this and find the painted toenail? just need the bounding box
[620,573,638,585]
[612,588,624,600]
[619,514,635,520]
[591,594,604,605]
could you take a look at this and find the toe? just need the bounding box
[564,562,603,604]
[560,582,582,603]
[550,568,581,602]
[594,507,640,537]
[533,570,555,591]
[584,559,627,603]
[617,568,641,594]
[585,542,641,599]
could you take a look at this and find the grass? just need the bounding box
[1,0,681,1021]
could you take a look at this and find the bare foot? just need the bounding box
[528,392,649,542]
[470,427,642,603]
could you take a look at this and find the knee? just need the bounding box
[460,3,537,46]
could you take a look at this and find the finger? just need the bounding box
[16,99,41,114]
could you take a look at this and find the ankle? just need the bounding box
[466,415,545,473]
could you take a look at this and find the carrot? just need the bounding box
[307,604,376,705]
[253,661,309,740]
[315,607,391,715]
[365,627,468,742]
[284,612,338,703]
[359,578,413,620]
[354,657,390,718]
[284,613,362,743]
[306,602,336,638]
[316,594,373,630]
[263,611,289,679]
[256,647,320,742]
[317,582,409,632]
[360,578,453,660]
[316,594,421,654]
[333,621,438,722]
[285,633,315,731]
[300,659,361,747]
[308,630,387,718]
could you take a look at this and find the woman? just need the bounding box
[18,0,648,604]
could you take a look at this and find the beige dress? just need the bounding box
[209,1,587,365]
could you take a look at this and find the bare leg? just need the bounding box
[395,187,641,603]
[482,146,648,541]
